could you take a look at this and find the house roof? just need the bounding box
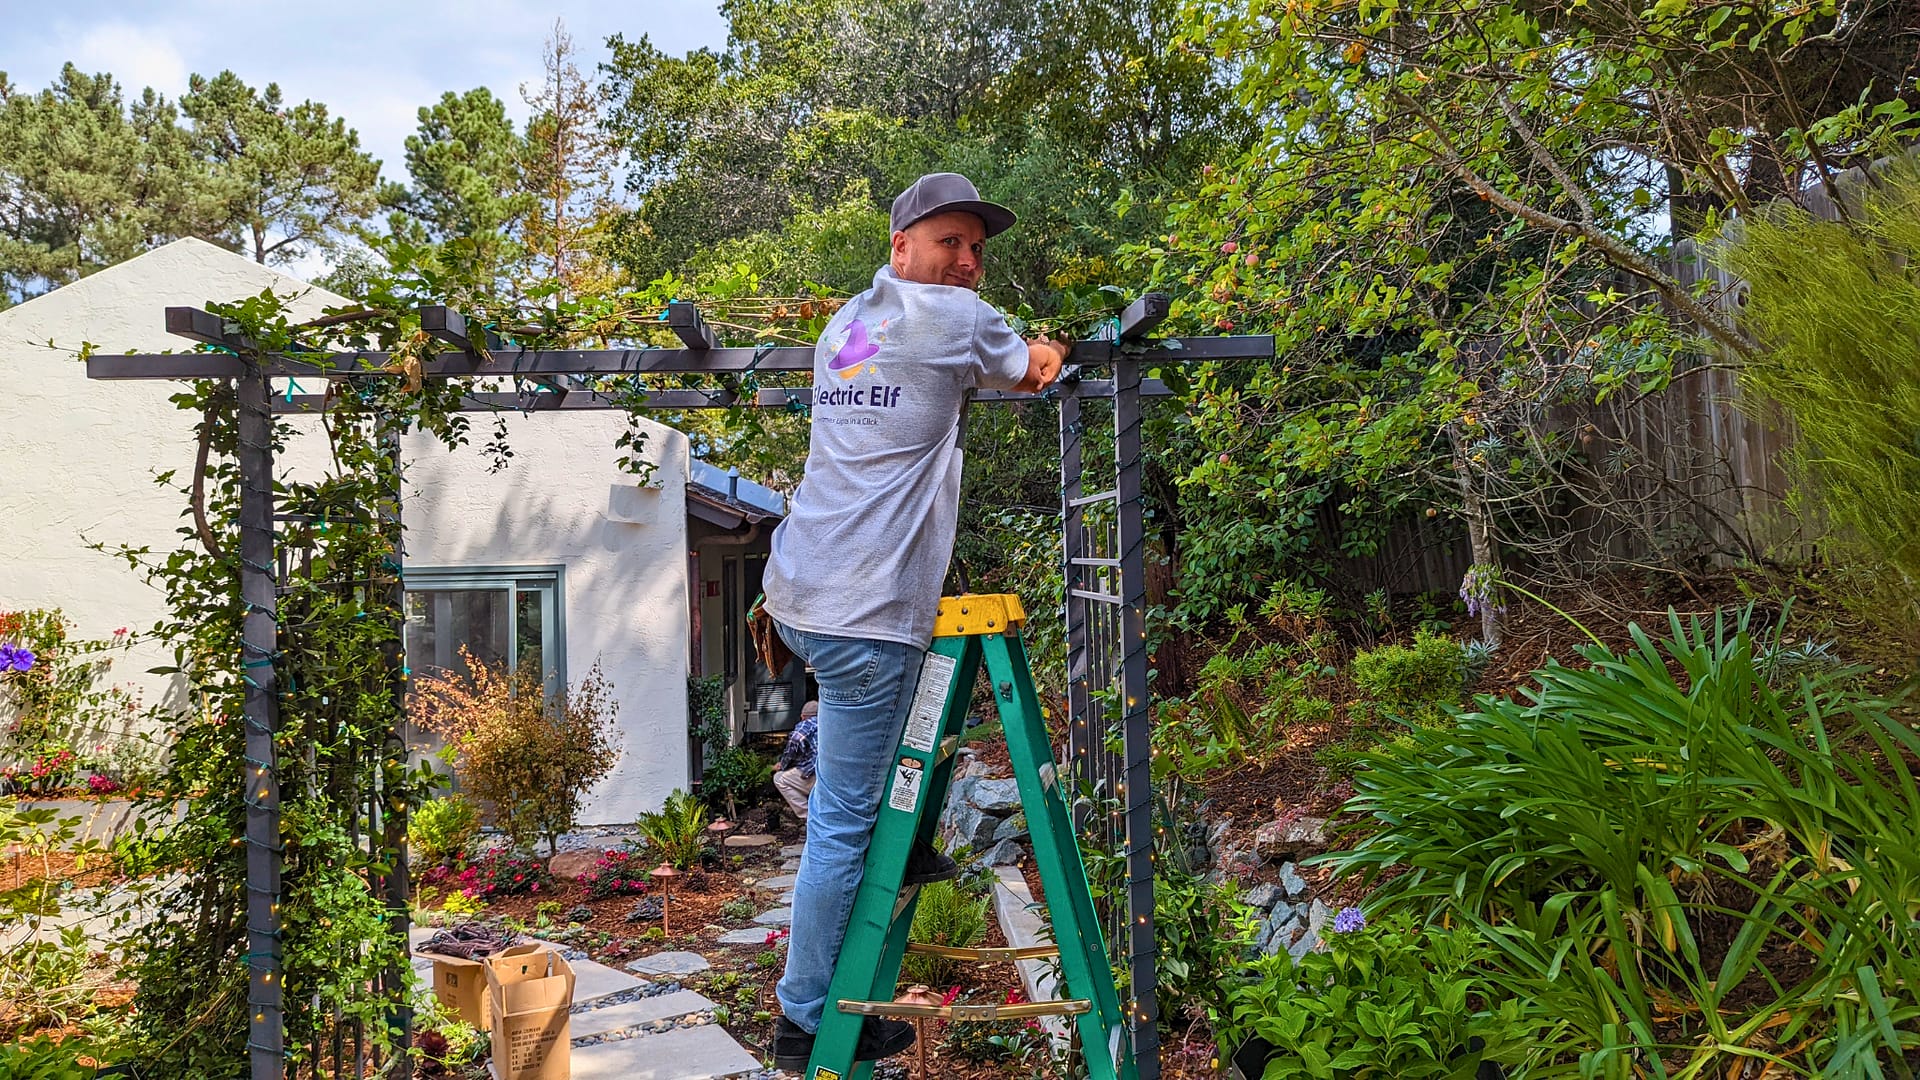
[688,458,787,529]
[0,237,349,339]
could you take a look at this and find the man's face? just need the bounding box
[891,211,986,290]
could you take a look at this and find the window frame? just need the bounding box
[401,563,568,696]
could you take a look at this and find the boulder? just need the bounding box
[945,803,1000,851]
[980,838,1024,866]
[991,813,1029,844]
[944,776,980,817]
[1277,861,1308,899]
[969,778,1022,814]
[1306,900,1332,938]
[548,850,602,881]
[1252,816,1331,863]
[1242,882,1280,910]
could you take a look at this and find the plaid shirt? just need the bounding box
[778,716,818,778]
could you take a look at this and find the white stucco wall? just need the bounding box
[397,413,691,824]
[0,238,348,722]
[2,239,693,823]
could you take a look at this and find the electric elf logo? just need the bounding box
[812,1069,842,1080]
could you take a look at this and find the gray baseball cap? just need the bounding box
[890,172,1017,237]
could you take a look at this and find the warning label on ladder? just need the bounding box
[902,652,957,753]
[887,757,925,814]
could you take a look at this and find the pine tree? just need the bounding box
[180,70,380,265]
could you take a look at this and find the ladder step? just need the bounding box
[1068,588,1124,604]
[1069,556,1122,568]
[905,942,1060,962]
[838,998,1092,1021]
[1067,488,1118,508]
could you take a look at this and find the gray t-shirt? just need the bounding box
[762,265,1030,647]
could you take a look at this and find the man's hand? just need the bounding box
[1017,336,1071,393]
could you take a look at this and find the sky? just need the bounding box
[0,0,732,183]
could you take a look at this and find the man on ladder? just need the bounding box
[757,171,1070,1071]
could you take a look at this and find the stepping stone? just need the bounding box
[780,844,806,857]
[569,1022,760,1079]
[756,873,797,889]
[570,989,717,1041]
[775,891,795,905]
[752,907,792,927]
[717,927,779,945]
[571,957,647,1004]
[626,950,711,977]
[722,833,777,848]
[780,859,800,872]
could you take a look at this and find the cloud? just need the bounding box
[69,21,194,98]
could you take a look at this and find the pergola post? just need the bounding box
[237,358,286,1080]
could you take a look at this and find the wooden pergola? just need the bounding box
[87,293,1273,1080]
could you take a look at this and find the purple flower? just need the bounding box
[0,643,33,672]
[1332,906,1366,934]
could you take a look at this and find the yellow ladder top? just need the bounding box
[933,594,1027,637]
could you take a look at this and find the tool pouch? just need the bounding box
[748,593,795,679]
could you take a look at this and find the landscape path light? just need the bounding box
[650,862,679,935]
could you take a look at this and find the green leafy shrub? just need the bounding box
[578,848,653,900]
[1154,867,1256,1026]
[1347,628,1465,728]
[1330,606,1920,1077]
[689,675,773,819]
[0,799,106,1037]
[0,609,157,797]
[408,794,480,868]
[701,746,773,821]
[903,877,989,985]
[1217,911,1538,1080]
[0,1036,105,1078]
[1721,164,1920,616]
[411,648,621,859]
[936,987,1047,1063]
[452,849,553,900]
[636,789,708,870]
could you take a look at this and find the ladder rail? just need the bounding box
[802,598,1138,1080]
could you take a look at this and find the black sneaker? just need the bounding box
[903,840,959,885]
[771,1015,916,1071]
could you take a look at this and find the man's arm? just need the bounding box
[1012,337,1071,394]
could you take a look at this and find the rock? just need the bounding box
[961,759,995,778]
[1267,901,1297,928]
[980,838,1024,866]
[626,950,710,976]
[969,778,1022,814]
[549,850,602,881]
[1278,862,1308,899]
[1306,899,1332,937]
[722,833,776,848]
[752,907,793,927]
[945,776,980,815]
[945,803,1000,851]
[1243,883,1280,910]
[991,813,1028,844]
[1186,845,1212,870]
[1208,818,1233,848]
[1286,929,1322,961]
[1252,816,1332,863]
[1252,918,1276,953]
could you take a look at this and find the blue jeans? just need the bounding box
[773,621,926,1032]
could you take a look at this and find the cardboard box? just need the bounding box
[485,944,574,1080]
[430,954,491,1030]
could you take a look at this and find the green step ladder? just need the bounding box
[801,593,1138,1080]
